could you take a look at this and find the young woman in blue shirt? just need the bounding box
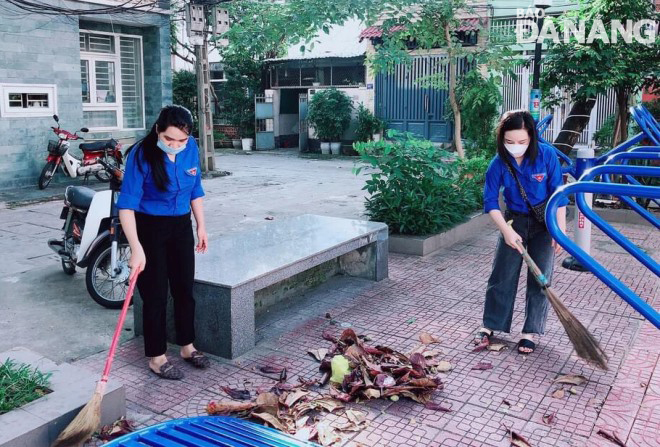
[476,110,568,354]
[117,105,209,380]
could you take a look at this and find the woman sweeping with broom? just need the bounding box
[117,104,210,379]
[475,109,568,354]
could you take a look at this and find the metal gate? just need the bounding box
[501,58,617,147]
[375,55,472,143]
[255,92,275,150]
[298,93,308,151]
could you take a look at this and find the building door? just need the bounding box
[375,55,471,143]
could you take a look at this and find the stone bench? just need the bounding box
[134,214,388,359]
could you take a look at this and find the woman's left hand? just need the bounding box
[196,227,208,254]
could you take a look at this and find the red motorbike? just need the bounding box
[38,114,123,190]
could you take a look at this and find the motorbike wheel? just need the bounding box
[94,157,120,183]
[38,160,56,190]
[61,259,76,275]
[86,241,132,309]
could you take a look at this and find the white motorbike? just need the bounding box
[48,159,131,308]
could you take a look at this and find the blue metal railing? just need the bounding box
[603,149,660,214]
[631,105,660,145]
[546,172,660,328]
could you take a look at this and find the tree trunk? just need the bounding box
[612,87,629,147]
[552,96,597,156]
[444,23,464,158]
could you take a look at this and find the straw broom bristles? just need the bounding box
[543,285,609,370]
[51,381,106,447]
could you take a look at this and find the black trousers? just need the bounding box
[135,212,196,357]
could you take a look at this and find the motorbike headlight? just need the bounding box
[58,133,67,139]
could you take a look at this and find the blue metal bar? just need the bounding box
[632,105,660,145]
[595,133,646,165]
[600,153,660,227]
[546,181,660,328]
[536,114,552,136]
[539,135,574,174]
[577,166,660,272]
[604,150,660,208]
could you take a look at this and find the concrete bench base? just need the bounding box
[135,215,388,359]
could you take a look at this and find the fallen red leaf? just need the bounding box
[424,402,452,412]
[471,362,493,371]
[509,429,533,447]
[259,365,286,375]
[221,386,251,401]
[322,330,337,343]
[542,413,556,426]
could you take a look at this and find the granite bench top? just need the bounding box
[194,214,387,288]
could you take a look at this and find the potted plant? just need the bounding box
[355,105,385,143]
[308,88,353,155]
[241,120,255,151]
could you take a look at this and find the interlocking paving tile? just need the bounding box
[440,403,528,447]
[347,412,444,447]
[627,395,660,447]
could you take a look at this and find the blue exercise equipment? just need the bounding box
[103,416,320,447]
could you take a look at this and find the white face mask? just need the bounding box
[504,143,528,157]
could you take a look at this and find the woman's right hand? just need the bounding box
[503,227,524,254]
[129,245,146,281]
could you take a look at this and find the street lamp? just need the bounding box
[530,0,553,122]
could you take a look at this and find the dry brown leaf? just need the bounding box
[596,429,627,447]
[252,412,290,433]
[345,409,367,426]
[312,397,344,413]
[552,374,588,386]
[295,416,310,430]
[568,387,578,395]
[419,332,441,344]
[472,341,489,352]
[509,429,533,447]
[293,427,314,442]
[487,343,507,352]
[308,348,329,362]
[424,402,452,412]
[363,388,381,399]
[436,361,453,372]
[255,392,279,416]
[206,400,256,415]
[316,421,342,446]
[283,390,309,407]
[551,388,565,399]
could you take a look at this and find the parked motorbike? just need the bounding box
[38,114,123,190]
[47,158,131,309]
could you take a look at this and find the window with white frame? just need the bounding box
[0,84,57,118]
[80,31,144,130]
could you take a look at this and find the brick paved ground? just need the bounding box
[76,221,658,446]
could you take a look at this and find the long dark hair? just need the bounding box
[129,105,193,191]
[495,109,538,162]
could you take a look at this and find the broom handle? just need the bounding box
[507,220,549,287]
[101,274,138,383]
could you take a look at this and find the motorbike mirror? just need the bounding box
[53,114,59,123]
[80,127,89,133]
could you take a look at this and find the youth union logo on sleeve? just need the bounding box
[186,167,198,176]
[532,173,546,182]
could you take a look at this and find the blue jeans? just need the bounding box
[483,211,554,335]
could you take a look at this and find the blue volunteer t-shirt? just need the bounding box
[116,138,205,216]
[483,142,569,214]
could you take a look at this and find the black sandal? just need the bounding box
[474,328,493,345]
[183,351,210,369]
[150,361,184,380]
[517,339,536,354]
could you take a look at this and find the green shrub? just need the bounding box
[354,131,485,236]
[354,105,385,143]
[308,88,353,141]
[0,359,51,415]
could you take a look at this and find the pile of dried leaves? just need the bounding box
[206,329,449,444]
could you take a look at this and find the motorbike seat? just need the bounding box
[79,139,116,152]
[65,186,95,210]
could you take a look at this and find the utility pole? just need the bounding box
[185,0,230,173]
